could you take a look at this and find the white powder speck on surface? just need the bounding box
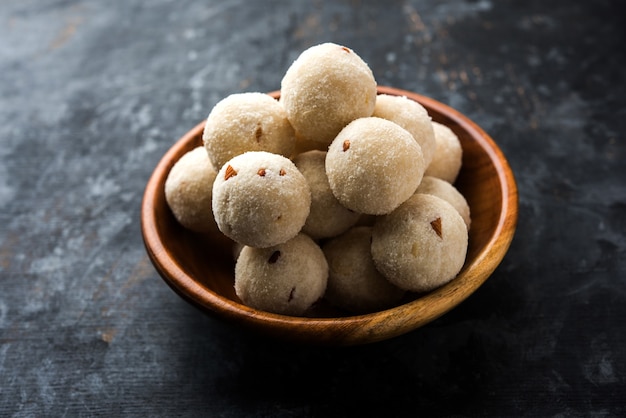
[0,300,7,328]
[583,335,619,385]
[87,175,121,199]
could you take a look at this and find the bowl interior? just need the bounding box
[141,86,518,345]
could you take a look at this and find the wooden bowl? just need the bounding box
[141,86,518,346]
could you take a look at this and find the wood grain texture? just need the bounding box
[141,87,518,345]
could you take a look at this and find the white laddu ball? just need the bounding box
[280,42,377,146]
[164,146,219,233]
[325,117,425,215]
[415,176,471,230]
[372,94,436,166]
[322,226,405,314]
[293,150,360,240]
[212,151,311,248]
[424,121,463,184]
[202,92,295,172]
[371,193,468,293]
[235,233,328,316]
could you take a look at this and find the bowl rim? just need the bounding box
[141,86,518,345]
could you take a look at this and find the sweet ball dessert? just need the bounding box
[164,42,475,317]
[371,193,468,293]
[280,42,377,146]
[164,146,218,233]
[416,176,471,230]
[202,92,295,172]
[323,226,405,314]
[293,150,360,240]
[325,117,425,215]
[235,233,328,316]
[424,121,463,184]
[212,151,310,248]
[372,94,436,166]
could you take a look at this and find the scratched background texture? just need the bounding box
[1,0,625,416]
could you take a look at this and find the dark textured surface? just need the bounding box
[1,0,625,416]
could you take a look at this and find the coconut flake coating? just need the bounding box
[202,92,295,171]
[164,147,218,233]
[322,226,405,314]
[416,176,471,230]
[212,151,310,248]
[325,117,425,215]
[371,193,468,293]
[235,233,328,316]
[373,94,436,166]
[280,43,377,145]
[293,150,360,240]
[424,121,463,183]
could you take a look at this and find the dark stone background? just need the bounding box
[1,0,624,416]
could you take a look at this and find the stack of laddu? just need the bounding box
[165,43,470,316]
